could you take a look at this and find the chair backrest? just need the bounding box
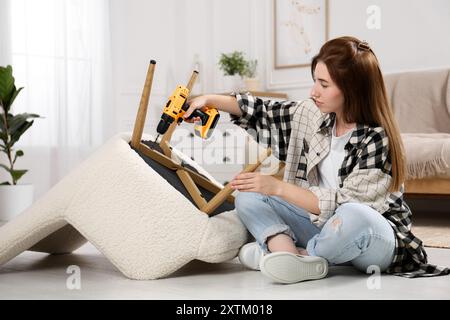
[384,68,450,133]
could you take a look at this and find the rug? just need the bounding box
[412,217,450,249]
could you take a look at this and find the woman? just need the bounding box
[185,36,449,284]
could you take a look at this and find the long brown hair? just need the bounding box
[311,36,406,192]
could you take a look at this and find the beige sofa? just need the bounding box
[384,68,450,196]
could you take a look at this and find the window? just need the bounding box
[11,0,113,147]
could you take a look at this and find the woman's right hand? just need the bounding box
[183,95,209,123]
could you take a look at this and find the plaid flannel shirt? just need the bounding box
[230,93,449,278]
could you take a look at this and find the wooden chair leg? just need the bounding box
[186,70,199,91]
[131,60,156,149]
[201,148,272,215]
[177,169,208,208]
[160,122,177,158]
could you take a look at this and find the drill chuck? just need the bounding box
[156,113,174,135]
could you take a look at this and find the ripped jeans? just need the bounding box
[235,192,396,273]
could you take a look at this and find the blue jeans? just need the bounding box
[235,192,396,273]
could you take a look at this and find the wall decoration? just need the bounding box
[274,0,329,69]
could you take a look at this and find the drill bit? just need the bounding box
[154,134,160,143]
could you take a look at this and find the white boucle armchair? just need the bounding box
[0,133,249,279]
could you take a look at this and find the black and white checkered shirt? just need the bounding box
[230,93,449,278]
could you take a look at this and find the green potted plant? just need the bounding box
[0,65,41,221]
[242,59,260,91]
[218,51,248,77]
[218,52,261,92]
[218,51,247,92]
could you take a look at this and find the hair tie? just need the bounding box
[357,41,371,51]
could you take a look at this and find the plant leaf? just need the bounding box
[9,120,33,147]
[0,68,18,113]
[0,118,6,141]
[11,169,27,184]
[8,86,24,109]
[8,113,41,134]
[0,132,7,145]
[13,149,24,164]
[0,66,15,105]
[0,163,11,173]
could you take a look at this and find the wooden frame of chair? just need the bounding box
[130,60,272,215]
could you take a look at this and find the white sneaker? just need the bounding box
[259,252,328,284]
[238,242,264,271]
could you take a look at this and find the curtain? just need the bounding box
[0,0,12,65]
[1,0,114,198]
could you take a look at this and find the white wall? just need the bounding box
[330,0,450,72]
[110,0,450,121]
[110,0,265,133]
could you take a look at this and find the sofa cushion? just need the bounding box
[384,69,450,134]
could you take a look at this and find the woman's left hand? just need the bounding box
[230,172,282,196]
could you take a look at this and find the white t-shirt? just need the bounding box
[318,122,355,189]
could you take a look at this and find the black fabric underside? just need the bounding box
[130,140,235,216]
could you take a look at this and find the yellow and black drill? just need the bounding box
[156,85,220,140]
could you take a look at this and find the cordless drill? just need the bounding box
[156,85,220,140]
